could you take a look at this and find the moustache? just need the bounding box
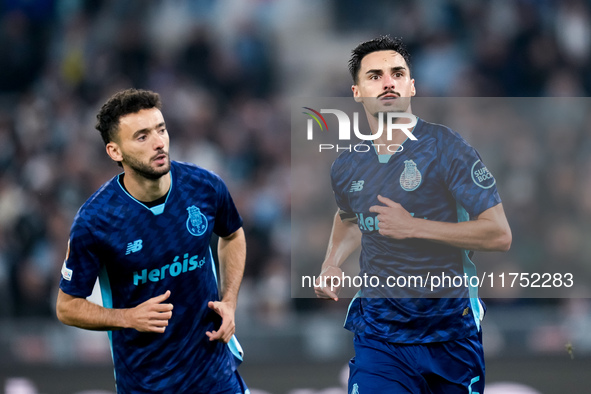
[152,150,168,160]
[378,91,400,98]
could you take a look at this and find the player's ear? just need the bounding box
[106,141,123,162]
[352,85,362,103]
[411,79,416,97]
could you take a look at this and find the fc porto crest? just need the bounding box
[400,159,422,191]
[186,205,208,236]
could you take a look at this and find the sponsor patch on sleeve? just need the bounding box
[61,261,73,281]
[471,160,496,189]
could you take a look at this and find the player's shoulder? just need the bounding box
[173,160,217,178]
[74,175,120,226]
[418,118,473,153]
[418,118,464,141]
[172,160,226,188]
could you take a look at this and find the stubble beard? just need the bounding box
[122,152,171,180]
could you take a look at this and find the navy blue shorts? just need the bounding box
[348,332,485,394]
[209,370,249,394]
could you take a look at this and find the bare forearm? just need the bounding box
[412,218,510,251]
[217,228,246,307]
[206,229,244,343]
[411,204,512,252]
[323,211,362,269]
[315,211,361,301]
[56,290,128,331]
[373,198,511,252]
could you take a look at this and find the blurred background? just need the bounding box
[1,0,590,393]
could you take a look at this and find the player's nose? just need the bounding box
[382,75,395,90]
[153,132,165,149]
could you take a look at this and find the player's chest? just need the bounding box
[99,197,216,269]
[345,152,442,214]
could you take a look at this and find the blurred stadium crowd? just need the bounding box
[1,0,591,362]
[330,0,591,97]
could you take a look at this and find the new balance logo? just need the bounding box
[126,239,143,255]
[349,180,364,192]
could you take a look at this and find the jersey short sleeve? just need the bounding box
[59,220,102,298]
[212,175,243,237]
[330,154,354,214]
[438,131,501,217]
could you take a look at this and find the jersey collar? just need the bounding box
[116,163,175,215]
[372,116,422,164]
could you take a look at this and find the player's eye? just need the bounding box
[369,74,379,80]
[159,128,167,134]
[137,135,146,141]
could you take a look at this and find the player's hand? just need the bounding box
[128,290,173,333]
[206,300,236,343]
[369,195,415,239]
[314,265,342,301]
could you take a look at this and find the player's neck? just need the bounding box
[122,171,171,202]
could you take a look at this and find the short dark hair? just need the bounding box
[348,36,412,84]
[95,88,162,145]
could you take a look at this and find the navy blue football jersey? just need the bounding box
[331,118,501,343]
[60,161,245,393]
